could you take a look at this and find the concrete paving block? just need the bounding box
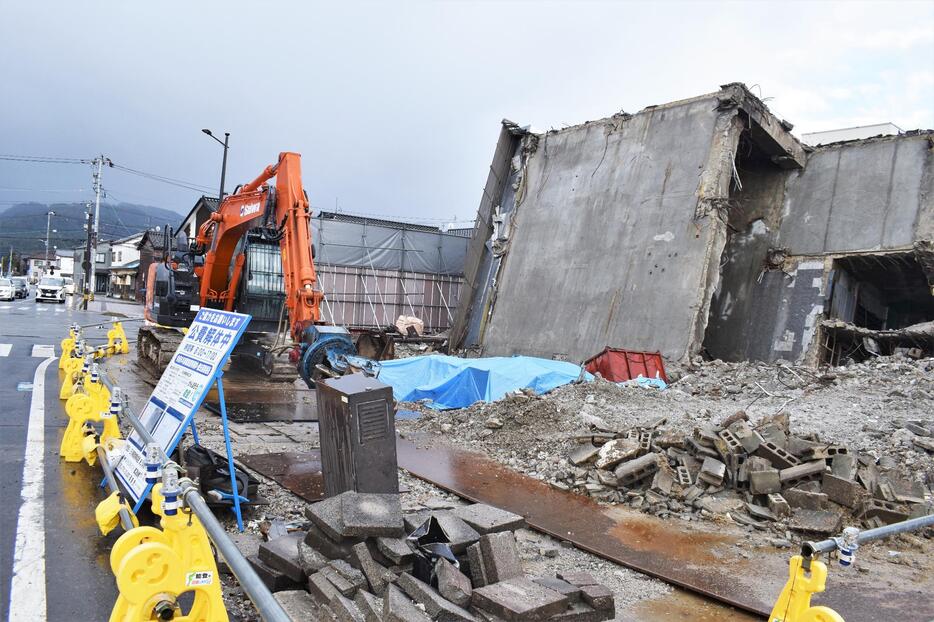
[436,559,473,608]
[342,492,405,538]
[298,539,331,574]
[714,429,743,459]
[822,473,864,509]
[531,577,581,603]
[259,532,307,583]
[472,577,569,622]
[550,602,609,622]
[307,494,348,541]
[578,584,614,613]
[753,440,800,469]
[831,454,858,481]
[355,589,384,622]
[479,532,523,583]
[697,457,726,486]
[329,559,369,593]
[675,465,693,487]
[332,593,367,622]
[555,572,598,587]
[467,542,489,588]
[216,532,262,575]
[748,469,782,495]
[452,504,526,535]
[248,554,303,592]
[305,522,359,560]
[782,487,828,510]
[779,460,827,486]
[788,509,843,535]
[274,589,319,619]
[323,564,363,597]
[568,444,600,466]
[352,542,396,596]
[433,511,482,554]
[384,584,433,622]
[309,571,343,605]
[397,572,477,622]
[377,537,416,565]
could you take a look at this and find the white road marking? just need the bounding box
[0,305,11,309]
[36,306,49,312]
[32,345,55,358]
[0,344,11,357]
[8,356,54,621]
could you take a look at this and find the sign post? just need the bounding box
[114,309,251,520]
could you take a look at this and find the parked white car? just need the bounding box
[0,278,14,301]
[36,276,67,303]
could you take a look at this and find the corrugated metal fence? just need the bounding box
[317,264,460,332]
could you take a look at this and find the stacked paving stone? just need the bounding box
[562,412,930,534]
[244,491,616,621]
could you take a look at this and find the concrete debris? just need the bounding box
[291,492,615,622]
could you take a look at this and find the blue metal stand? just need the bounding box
[189,418,201,446]
[215,372,244,532]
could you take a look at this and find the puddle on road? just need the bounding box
[621,589,762,621]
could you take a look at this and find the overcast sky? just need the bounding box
[1,1,932,223]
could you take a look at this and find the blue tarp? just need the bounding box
[375,354,592,410]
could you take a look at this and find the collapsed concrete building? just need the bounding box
[451,83,934,366]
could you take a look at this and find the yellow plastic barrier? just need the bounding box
[107,322,129,355]
[95,490,139,536]
[60,375,119,463]
[769,555,845,622]
[109,483,228,622]
[60,354,92,400]
[59,327,78,369]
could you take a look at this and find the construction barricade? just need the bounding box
[52,321,289,622]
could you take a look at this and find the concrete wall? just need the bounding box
[704,132,934,363]
[475,92,741,363]
[778,134,933,254]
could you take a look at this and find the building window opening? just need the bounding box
[819,252,934,364]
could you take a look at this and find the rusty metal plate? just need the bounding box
[241,451,325,502]
[396,435,934,622]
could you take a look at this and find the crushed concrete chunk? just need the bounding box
[384,584,433,622]
[697,457,726,486]
[822,473,864,509]
[594,438,641,470]
[274,589,319,619]
[788,509,843,535]
[568,444,600,466]
[259,532,307,583]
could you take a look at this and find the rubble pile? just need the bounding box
[562,410,932,534]
[241,491,617,622]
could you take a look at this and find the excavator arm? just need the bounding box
[196,152,323,343]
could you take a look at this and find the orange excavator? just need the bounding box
[138,152,359,386]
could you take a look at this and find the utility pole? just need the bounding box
[201,129,230,201]
[81,203,93,310]
[45,210,55,263]
[8,247,12,277]
[85,155,111,307]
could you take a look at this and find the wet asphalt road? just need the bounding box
[0,293,139,621]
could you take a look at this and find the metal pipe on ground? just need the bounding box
[803,513,934,558]
[98,372,290,622]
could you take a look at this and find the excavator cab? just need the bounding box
[145,226,199,327]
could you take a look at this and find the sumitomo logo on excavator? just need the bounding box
[239,201,261,217]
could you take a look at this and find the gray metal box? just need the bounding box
[316,373,399,497]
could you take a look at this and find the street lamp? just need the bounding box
[202,129,230,202]
[45,210,55,262]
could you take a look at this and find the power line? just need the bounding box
[108,163,214,193]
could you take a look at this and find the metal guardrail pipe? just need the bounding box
[803,513,934,557]
[95,446,135,532]
[181,484,290,622]
[76,317,146,329]
[98,371,290,622]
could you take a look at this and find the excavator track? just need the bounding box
[137,324,186,378]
